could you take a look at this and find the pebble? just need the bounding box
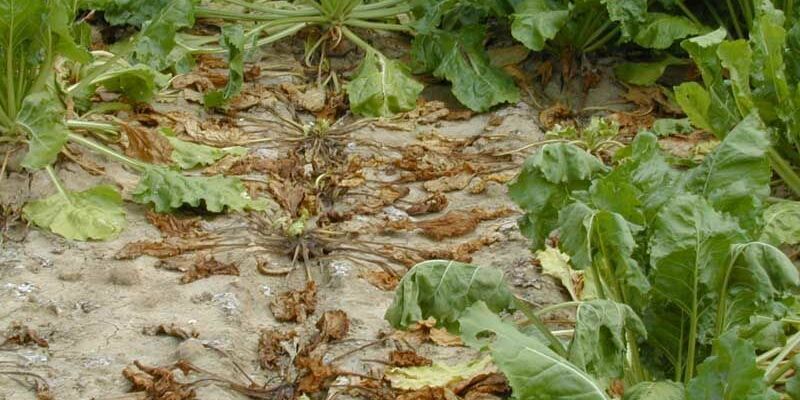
[108,266,141,286]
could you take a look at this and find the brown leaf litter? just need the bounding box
[388,318,463,347]
[142,323,200,341]
[389,351,432,368]
[121,124,173,164]
[404,193,449,216]
[123,360,196,400]
[180,254,239,284]
[387,208,514,241]
[115,236,225,259]
[270,281,318,323]
[258,328,298,370]
[360,269,400,291]
[146,211,206,238]
[1,322,48,348]
[315,310,349,343]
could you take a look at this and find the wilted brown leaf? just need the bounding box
[270,282,318,323]
[115,237,220,259]
[415,208,513,241]
[360,270,399,291]
[392,318,463,347]
[397,387,452,400]
[453,373,510,400]
[1,322,48,348]
[258,328,297,370]
[172,73,215,92]
[181,254,239,284]
[422,173,474,193]
[539,102,573,130]
[389,350,432,368]
[294,356,339,394]
[142,323,199,340]
[123,361,196,400]
[122,124,173,164]
[315,310,349,342]
[404,193,449,216]
[146,211,205,238]
[281,83,326,112]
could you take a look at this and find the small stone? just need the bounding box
[58,270,82,282]
[109,266,141,286]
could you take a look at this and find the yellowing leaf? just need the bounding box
[386,356,494,391]
[536,245,580,301]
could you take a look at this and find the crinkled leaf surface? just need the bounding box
[633,13,705,50]
[132,0,195,70]
[624,381,685,400]
[23,184,126,241]
[536,246,579,301]
[93,64,170,103]
[686,332,779,400]
[568,299,646,383]
[18,92,69,170]
[204,24,248,108]
[682,113,771,231]
[384,260,516,331]
[717,40,755,116]
[411,25,519,112]
[600,0,646,38]
[510,0,571,51]
[164,131,246,169]
[132,165,267,213]
[81,0,171,27]
[385,356,493,390]
[347,51,423,117]
[759,201,800,245]
[458,301,608,400]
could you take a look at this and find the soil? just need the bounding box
[0,44,629,400]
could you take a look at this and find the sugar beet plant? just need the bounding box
[1,0,266,241]
[385,114,800,398]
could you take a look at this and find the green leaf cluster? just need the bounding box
[387,113,800,398]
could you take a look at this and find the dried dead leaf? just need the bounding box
[415,208,514,241]
[422,173,474,193]
[390,351,432,368]
[452,373,510,399]
[294,356,339,394]
[1,322,48,348]
[123,361,196,400]
[258,328,297,370]
[360,270,399,291]
[270,282,318,323]
[392,318,463,347]
[181,254,239,284]
[539,102,573,130]
[122,124,173,164]
[142,323,200,340]
[315,310,349,342]
[172,73,215,92]
[115,237,220,259]
[281,83,326,112]
[404,193,449,216]
[146,211,205,238]
[397,387,453,400]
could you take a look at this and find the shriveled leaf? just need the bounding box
[163,131,246,169]
[568,300,647,383]
[510,0,571,51]
[132,165,267,213]
[686,332,779,400]
[347,51,423,117]
[614,56,685,86]
[536,246,579,301]
[204,24,248,108]
[458,302,608,400]
[624,381,684,400]
[759,201,800,246]
[18,92,69,170]
[412,26,519,112]
[386,356,494,391]
[384,260,516,331]
[23,184,126,241]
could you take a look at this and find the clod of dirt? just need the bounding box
[1,322,48,348]
[270,281,318,323]
[142,323,200,340]
[146,211,206,238]
[122,361,196,400]
[359,270,399,291]
[315,310,349,342]
[57,270,82,282]
[109,265,142,286]
[389,351,432,368]
[180,254,239,284]
[258,328,298,370]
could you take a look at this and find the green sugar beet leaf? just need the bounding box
[633,13,705,50]
[459,301,609,400]
[568,299,647,383]
[92,64,171,103]
[624,381,685,400]
[23,184,127,241]
[132,0,195,71]
[384,260,516,331]
[19,92,70,170]
[510,0,571,51]
[411,25,519,112]
[204,24,249,108]
[347,51,424,117]
[759,201,800,246]
[163,131,246,169]
[614,56,685,86]
[686,332,779,400]
[132,165,267,213]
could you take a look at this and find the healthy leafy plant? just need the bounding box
[386,114,800,398]
[673,2,800,197]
